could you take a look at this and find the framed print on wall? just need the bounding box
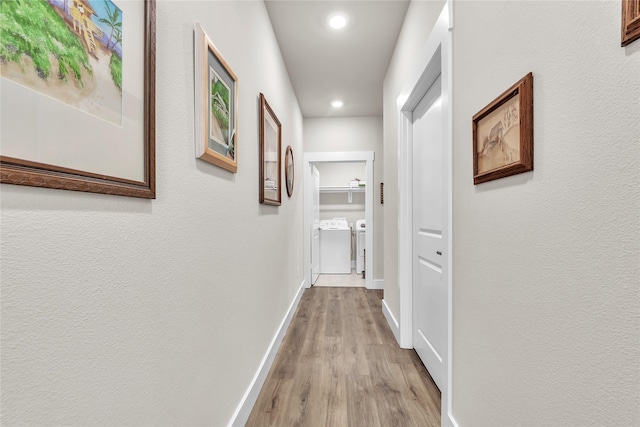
[472,72,533,185]
[194,23,238,173]
[621,0,640,46]
[259,93,281,206]
[285,145,294,198]
[0,0,156,198]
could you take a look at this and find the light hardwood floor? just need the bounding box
[314,271,365,288]
[246,287,441,427]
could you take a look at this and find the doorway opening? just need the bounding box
[313,161,366,288]
[303,151,375,290]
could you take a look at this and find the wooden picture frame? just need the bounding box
[0,0,156,198]
[473,72,533,185]
[194,23,238,173]
[285,145,294,198]
[259,93,281,206]
[622,0,640,46]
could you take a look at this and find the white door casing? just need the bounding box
[303,151,374,290]
[395,2,454,425]
[311,165,320,284]
[412,79,446,391]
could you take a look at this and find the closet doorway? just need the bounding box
[303,151,374,290]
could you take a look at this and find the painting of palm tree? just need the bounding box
[99,0,121,50]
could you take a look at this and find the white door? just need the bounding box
[311,165,320,284]
[412,77,447,391]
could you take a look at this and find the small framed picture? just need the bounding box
[285,145,294,198]
[621,0,640,46]
[194,24,238,173]
[259,93,281,205]
[472,72,533,185]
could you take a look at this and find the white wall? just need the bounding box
[304,116,384,279]
[0,2,304,425]
[451,1,640,425]
[316,162,366,187]
[382,0,446,331]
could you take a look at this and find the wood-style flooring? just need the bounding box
[246,287,441,427]
[314,271,365,288]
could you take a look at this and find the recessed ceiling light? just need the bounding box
[331,100,343,108]
[329,14,347,30]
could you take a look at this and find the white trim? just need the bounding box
[303,151,375,291]
[382,298,400,344]
[227,280,306,427]
[397,1,455,425]
[371,279,384,290]
[445,3,455,425]
[397,91,414,349]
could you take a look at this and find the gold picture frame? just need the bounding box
[194,23,238,173]
[473,73,533,185]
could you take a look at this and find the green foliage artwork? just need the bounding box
[0,0,91,84]
[109,50,121,90]
[210,68,230,147]
[0,0,124,124]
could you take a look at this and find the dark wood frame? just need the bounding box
[259,93,282,206]
[285,145,294,198]
[622,0,640,46]
[0,0,156,198]
[194,23,238,173]
[473,72,533,185]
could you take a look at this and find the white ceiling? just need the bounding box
[265,1,410,118]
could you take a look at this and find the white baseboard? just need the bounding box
[227,280,306,427]
[371,279,384,290]
[382,298,400,345]
[447,412,460,427]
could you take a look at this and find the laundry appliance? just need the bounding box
[319,218,351,274]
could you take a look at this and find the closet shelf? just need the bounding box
[319,185,365,203]
[319,185,365,193]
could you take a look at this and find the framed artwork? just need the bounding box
[0,0,156,198]
[194,23,238,173]
[621,0,640,46]
[472,72,533,185]
[285,145,294,198]
[259,93,281,206]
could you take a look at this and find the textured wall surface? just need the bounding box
[304,117,384,279]
[452,1,640,425]
[382,0,446,327]
[0,2,304,425]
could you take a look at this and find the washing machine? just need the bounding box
[319,218,351,274]
[355,219,366,274]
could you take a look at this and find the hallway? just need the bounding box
[246,287,441,426]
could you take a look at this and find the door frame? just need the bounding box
[396,2,455,425]
[303,151,375,290]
